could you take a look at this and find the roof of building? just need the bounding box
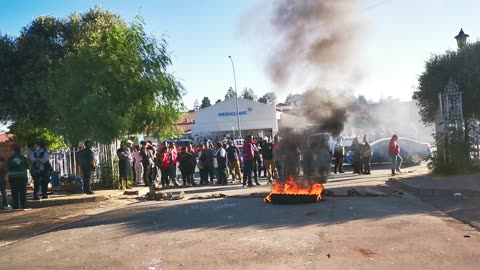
[0,133,13,143]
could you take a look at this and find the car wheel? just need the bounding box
[408,153,423,165]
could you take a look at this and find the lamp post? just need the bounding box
[455,28,469,48]
[228,56,242,138]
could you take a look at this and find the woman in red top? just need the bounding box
[389,135,402,176]
[158,147,171,188]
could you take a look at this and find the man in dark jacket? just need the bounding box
[261,137,276,184]
[333,137,345,174]
[178,146,195,186]
[81,140,96,194]
[5,145,31,209]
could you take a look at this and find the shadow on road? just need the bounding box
[57,195,442,238]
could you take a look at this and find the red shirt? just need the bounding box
[389,140,400,155]
[158,152,171,169]
[242,142,254,161]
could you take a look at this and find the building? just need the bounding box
[0,133,13,160]
[192,98,280,141]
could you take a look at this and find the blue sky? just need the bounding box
[1,0,479,110]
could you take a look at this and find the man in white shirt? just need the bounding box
[214,142,228,185]
[29,143,51,200]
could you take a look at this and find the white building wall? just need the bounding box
[192,98,278,137]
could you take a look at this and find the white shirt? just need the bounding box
[213,148,226,168]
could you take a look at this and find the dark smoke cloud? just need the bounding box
[263,0,366,87]
[302,89,355,136]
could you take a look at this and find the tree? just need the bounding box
[358,95,368,104]
[215,99,222,104]
[224,87,236,99]
[258,91,277,105]
[0,7,184,143]
[241,87,257,101]
[200,97,211,109]
[413,41,480,172]
[285,93,303,106]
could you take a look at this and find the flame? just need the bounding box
[264,176,324,203]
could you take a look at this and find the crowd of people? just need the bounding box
[0,134,404,210]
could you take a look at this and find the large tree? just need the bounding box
[258,91,277,105]
[241,87,257,101]
[0,7,184,143]
[285,93,303,106]
[413,42,480,123]
[413,41,480,169]
[200,97,211,109]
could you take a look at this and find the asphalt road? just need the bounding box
[1,196,479,269]
[1,164,479,270]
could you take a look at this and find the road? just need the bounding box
[1,165,479,270]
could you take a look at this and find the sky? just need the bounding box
[1,0,479,110]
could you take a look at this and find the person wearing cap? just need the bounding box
[117,140,132,189]
[226,140,242,183]
[80,140,96,194]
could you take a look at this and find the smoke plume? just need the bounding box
[256,0,366,87]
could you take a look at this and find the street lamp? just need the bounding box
[455,28,469,48]
[228,55,242,139]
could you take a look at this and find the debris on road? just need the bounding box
[188,193,228,200]
[454,193,462,197]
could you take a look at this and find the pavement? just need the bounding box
[1,165,480,269]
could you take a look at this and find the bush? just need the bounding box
[99,157,120,189]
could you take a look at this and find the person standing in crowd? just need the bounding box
[255,142,264,180]
[200,143,214,185]
[261,137,276,184]
[117,141,132,190]
[333,137,345,174]
[148,141,158,185]
[158,146,171,188]
[168,142,179,187]
[132,146,143,186]
[215,142,228,185]
[273,136,285,181]
[187,143,197,185]
[361,135,372,175]
[80,140,96,194]
[226,140,242,183]
[29,143,51,200]
[242,135,256,187]
[5,145,30,209]
[0,156,12,210]
[178,146,195,186]
[197,144,207,185]
[389,135,402,176]
[140,141,154,188]
[252,142,261,185]
[350,137,361,174]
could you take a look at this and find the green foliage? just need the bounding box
[9,126,67,150]
[215,99,222,104]
[0,7,184,144]
[258,91,277,105]
[200,97,211,109]
[285,93,303,106]
[224,87,236,99]
[413,42,480,123]
[241,88,257,101]
[427,130,470,175]
[100,156,120,189]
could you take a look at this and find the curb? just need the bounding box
[390,177,480,197]
[25,191,126,209]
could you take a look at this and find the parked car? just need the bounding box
[344,137,432,165]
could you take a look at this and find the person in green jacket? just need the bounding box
[5,145,31,209]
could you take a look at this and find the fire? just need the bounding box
[264,176,324,203]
